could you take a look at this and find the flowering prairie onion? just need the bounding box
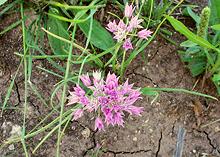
[67,71,143,131]
[106,3,153,51]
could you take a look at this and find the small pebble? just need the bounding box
[0,70,3,77]
[156,102,160,106]
[10,125,22,137]
[27,105,34,117]
[214,126,220,132]
[81,128,90,139]
[129,116,134,120]
[133,137,137,141]
[8,144,15,150]
[144,119,149,124]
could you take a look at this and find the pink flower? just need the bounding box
[95,117,104,131]
[137,29,153,39]
[124,105,144,116]
[79,96,89,106]
[92,71,104,92]
[67,71,143,131]
[67,85,88,106]
[105,73,119,90]
[113,20,127,41]
[73,85,85,97]
[80,73,91,87]
[67,91,79,106]
[84,98,99,112]
[107,3,151,51]
[124,90,142,105]
[118,20,127,30]
[121,79,134,94]
[127,15,143,31]
[124,3,135,18]
[113,112,124,126]
[105,114,114,126]
[113,30,127,41]
[123,38,133,51]
[72,109,84,120]
[106,20,118,32]
[93,71,102,82]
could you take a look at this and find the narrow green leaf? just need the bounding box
[0,0,20,16]
[0,0,7,6]
[141,87,217,100]
[166,15,216,50]
[47,7,70,55]
[212,73,220,94]
[212,73,220,81]
[189,59,206,76]
[180,40,197,47]
[0,20,22,35]
[211,24,220,30]
[47,1,105,10]
[141,88,159,96]
[209,0,220,25]
[186,6,200,24]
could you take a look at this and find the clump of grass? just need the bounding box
[166,2,220,94]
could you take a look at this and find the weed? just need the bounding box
[166,0,220,94]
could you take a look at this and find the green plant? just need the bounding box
[1,1,110,156]
[1,0,217,157]
[142,0,172,27]
[166,0,220,94]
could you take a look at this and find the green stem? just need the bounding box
[42,27,88,53]
[20,2,29,156]
[104,43,121,70]
[56,25,76,157]
[120,50,126,77]
[33,114,72,153]
[146,0,153,29]
[211,49,220,73]
[1,107,77,149]
[47,1,105,10]
[142,87,218,100]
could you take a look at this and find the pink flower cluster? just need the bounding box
[106,3,153,51]
[67,71,143,131]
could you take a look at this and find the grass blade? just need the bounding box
[141,87,218,100]
[0,20,22,35]
[166,15,217,50]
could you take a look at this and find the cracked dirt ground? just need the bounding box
[1,29,220,156]
[1,2,220,157]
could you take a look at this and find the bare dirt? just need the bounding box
[1,1,220,157]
